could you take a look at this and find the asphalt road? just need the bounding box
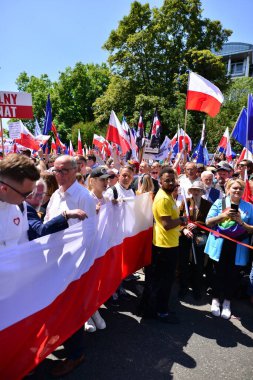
[27,272,253,380]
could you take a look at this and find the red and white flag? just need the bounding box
[93,134,105,150]
[186,72,224,117]
[178,128,192,152]
[13,121,41,151]
[69,140,74,156]
[218,127,232,162]
[106,111,131,155]
[238,147,253,162]
[51,137,57,154]
[77,129,82,155]
[93,134,112,158]
[0,194,153,380]
[51,123,66,150]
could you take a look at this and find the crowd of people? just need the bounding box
[1,148,253,377]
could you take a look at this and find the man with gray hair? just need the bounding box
[201,170,222,204]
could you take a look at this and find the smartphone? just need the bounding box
[231,203,239,212]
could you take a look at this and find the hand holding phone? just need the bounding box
[230,203,239,212]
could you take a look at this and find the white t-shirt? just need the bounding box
[0,201,29,251]
[44,180,96,225]
[105,183,135,201]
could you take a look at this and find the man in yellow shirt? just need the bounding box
[142,167,187,323]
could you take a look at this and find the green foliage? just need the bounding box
[207,77,253,152]
[54,62,111,130]
[14,0,236,152]
[71,121,107,149]
[93,75,136,125]
[15,72,55,130]
[97,0,231,141]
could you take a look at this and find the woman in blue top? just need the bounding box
[205,178,253,319]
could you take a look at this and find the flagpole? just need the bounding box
[183,110,188,150]
[0,118,4,157]
[246,95,250,160]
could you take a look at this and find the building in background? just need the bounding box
[215,42,253,78]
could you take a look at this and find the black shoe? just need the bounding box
[157,312,180,324]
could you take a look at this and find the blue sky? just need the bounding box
[1,0,252,92]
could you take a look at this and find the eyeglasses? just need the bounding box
[0,180,34,199]
[238,164,246,167]
[109,174,116,179]
[52,168,73,175]
[151,171,158,174]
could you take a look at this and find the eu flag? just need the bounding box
[43,94,52,135]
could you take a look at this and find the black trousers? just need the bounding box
[178,236,205,293]
[142,244,179,315]
[63,327,85,359]
[211,239,242,301]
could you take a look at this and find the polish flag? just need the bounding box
[14,121,41,151]
[218,127,232,161]
[93,134,105,150]
[69,140,74,156]
[51,123,66,150]
[218,127,230,149]
[0,194,153,380]
[77,129,82,155]
[186,72,224,117]
[106,110,131,155]
[51,137,57,153]
[178,128,192,152]
[102,140,112,157]
[238,147,253,162]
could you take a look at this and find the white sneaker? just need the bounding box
[211,298,220,317]
[221,299,231,319]
[92,310,106,330]
[85,317,96,332]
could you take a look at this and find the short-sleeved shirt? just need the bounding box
[44,180,96,226]
[152,188,180,248]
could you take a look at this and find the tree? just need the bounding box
[54,62,111,130]
[71,121,107,149]
[15,72,55,130]
[206,77,253,152]
[96,0,232,143]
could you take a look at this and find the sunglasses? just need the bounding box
[0,180,34,199]
[151,171,158,174]
[109,174,116,179]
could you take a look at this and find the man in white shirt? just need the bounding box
[45,155,96,377]
[45,155,96,224]
[179,162,200,196]
[105,165,135,201]
[0,154,40,251]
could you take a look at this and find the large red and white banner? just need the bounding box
[0,91,33,119]
[0,194,153,380]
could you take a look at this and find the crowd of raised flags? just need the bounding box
[1,72,253,169]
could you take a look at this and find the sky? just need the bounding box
[1,0,253,93]
[2,0,252,131]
